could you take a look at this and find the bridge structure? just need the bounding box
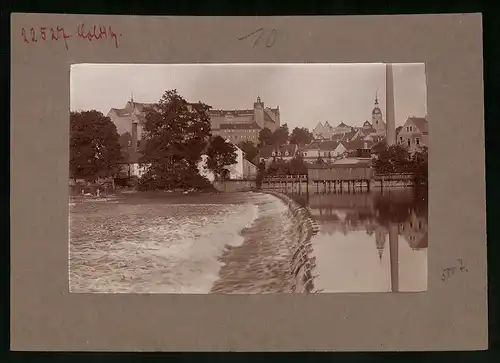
[261,162,414,194]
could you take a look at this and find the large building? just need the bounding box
[210,96,281,143]
[107,95,280,148]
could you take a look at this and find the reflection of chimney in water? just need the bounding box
[131,121,138,162]
[389,223,399,292]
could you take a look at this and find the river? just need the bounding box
[69,188,427,294]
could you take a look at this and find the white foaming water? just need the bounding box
[69,200,259,293]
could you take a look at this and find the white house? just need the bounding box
[197,140,258,181]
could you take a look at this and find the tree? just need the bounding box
[70,110,122,182]
[256,160,266,189]
[238,140,259,163]
[138,89,212,190]
[289,127,314,145]
[372,142,411,174]
[258,127,273,147]
[206,136,238,180]
[271,123,289,146]
[408,146,428,186]
[289,154,308,175]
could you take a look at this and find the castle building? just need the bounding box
[107,95,280,148]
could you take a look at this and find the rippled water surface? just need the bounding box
[69,192,293,293]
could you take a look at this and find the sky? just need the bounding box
[70,63,427,130]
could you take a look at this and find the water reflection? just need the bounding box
[287,188,428,293]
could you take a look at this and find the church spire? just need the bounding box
[375,90,379,106]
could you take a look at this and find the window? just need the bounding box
[416,137,420,145]
[410,126,413,131]
[400,137,403,142]
[407,139,411,147]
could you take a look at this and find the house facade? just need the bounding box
[258,143,299,166]
[300,140,347,163]
[197,142,258,181]
[396,116,429,152]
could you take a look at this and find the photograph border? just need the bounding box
[11,13,486,351]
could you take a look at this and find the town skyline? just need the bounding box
[70,63,427,131]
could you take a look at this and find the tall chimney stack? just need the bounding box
[386,63,396,146]
[131,122,138,163]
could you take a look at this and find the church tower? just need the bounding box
[372,92,386,134]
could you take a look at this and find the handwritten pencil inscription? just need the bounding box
[441,258,468,282]
[238,28,277,48]
[21,24,121,50]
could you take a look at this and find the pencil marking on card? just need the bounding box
[20,24,121,50]
[441,259,468,282]
[237,28,277,48]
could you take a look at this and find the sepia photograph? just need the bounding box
[69,63,428,294]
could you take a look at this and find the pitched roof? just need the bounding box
[109,108,132,117]
[363,120,372,127]
[259,143,298,158]
[319,140,340,151]
[342,139,375,151]
[331,130,357,141]
[337,122,349,127]
[408,117,429,134]
[264,110,276,123]
[220,122,261,130]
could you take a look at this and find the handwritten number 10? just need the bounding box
[238,28,277,48]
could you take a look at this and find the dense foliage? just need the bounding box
[265,154,308,176]
[238,140,259,163]
[137,90,213,191]
[271,123,290,146]
[69,110,122,182]
[258,127,273,147]
[206,136,238,180]
[289,126,314,145]
[372,141,428,186]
